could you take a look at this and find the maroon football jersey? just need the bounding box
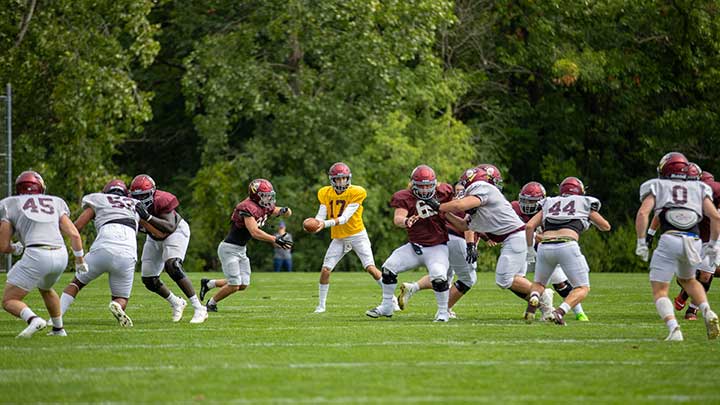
[225,198,276,246]
[511,200,532,224]
[149,190,179,216]
[390,183,453,246]
[698,181,720,242]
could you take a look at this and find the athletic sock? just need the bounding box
[189,295,202,310]
[559,302,572,314]
[666,318,679,332]
[208,298,217,306]
[207,280,217,289]
[381,283,397,309]
[698,302,711,317]
[51,316,63,329]
[318,284,329,308]
[409,282,420,294]
[19,307,37,323]
[572,303,584,314]
[433,290,449,313]
[60,293,75,315]
[165,293,180,306]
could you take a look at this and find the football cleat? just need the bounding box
[206,302,218,312]
[664,326,684,341]
[528,292,540,307]
[17,317,47,338]
[47,328,67,337]
[684,307,698,321]
[448,309,457,319]
[365,306,393,318]
[705,310,720,340]
[397,282,415,310]
[190,307,208,324]
[199,278,211,302]
[109,301,133,327]
[433,310,449,322]
[523,309,536,323]
[313,306,326,314]
[575,312,590,322]
[551,309,566,326]
[539,289,554,314]
[171,298,187,322]
[673,293,687,311]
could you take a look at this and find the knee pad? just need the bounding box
[454,280,471,294]
[431,278,449,292]
[381,269,397,285]
[553,282,573,298]
[495,273,514,289]
[142,276,163,292]
[164,258,187,282]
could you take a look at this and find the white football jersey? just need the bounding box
[541,195,600,226]
[82,192,139,255]
[465,182,525,234]
[640,178,710,217]
[0,194,70,247]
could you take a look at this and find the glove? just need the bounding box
[526,248,537,264]
[275,233,294,249]
[705,240,720,267]
[635,238,649,262]
[466,242,478,264]
[425,198,441,212]
[135,203,152,221]
[10,242,23,256]
[278,207,290,216]
[645,229,656,249]
[75,261,89,273]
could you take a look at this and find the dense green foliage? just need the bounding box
[2,272,720,402]
[3,1,720,272]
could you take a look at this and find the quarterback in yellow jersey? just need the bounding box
[311,162,399,313]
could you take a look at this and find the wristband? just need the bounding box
[145,215,153,222]
[73,249,84,257]
[647,228,656,236]
[323,219,335,229]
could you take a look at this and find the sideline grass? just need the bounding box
[1,271,720,404]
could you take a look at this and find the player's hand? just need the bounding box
[135,203,152,221]
[645,233,654,249]
[275,233,294,249]
[75,261,89,273]
[705,240,720,267]
[526,248,536,264]
[425,198,441,212]
[466,242,478,264]
[278,207,292,217]
[10,242,23,256]
[404,215,420,229]
[635,238,649,262]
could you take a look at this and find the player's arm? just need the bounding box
[445,212,468,232]
[393,207,419,229]
[0,220,14,254]
[74,207,95,231]
[273,206,292,217]
[140,219,169,239]
[589,211,611,232]
[438,195,482,213]
[245,215,292,249]
[703,198,720,241]
[59,214,87,269]
[525,212,543,247]
[635,195,655,239]
[137,208,179,235]
[314,204,328,221]
[321,203,360,229]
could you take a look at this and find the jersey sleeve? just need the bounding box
[465,182,493,205]
[154,191,179,214]
[390,190,411,210]
[57,198,71,217]
[348,186,367,204]
[639,179,657,202]
[317,187,328,206]
[701,182,714,201]
[587,196,602,212]
[436,183,454,203]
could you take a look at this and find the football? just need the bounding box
[303,217,322,233]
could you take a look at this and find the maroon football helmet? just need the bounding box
[130,174,156,207]
[477,163,503,191]
[328,162,352,193]
[559,177,585,196]
[657,152,689,179]
[686,162,702,181]
[519,181,546,215]
[458,166,487,189]
[248,178,276,208]
[103,179,129,196]
[15,171,45,195]
[701,170,715,184]
[410,165,437,200]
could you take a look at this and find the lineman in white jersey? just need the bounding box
[431,165,551,315]
[57,179,139,327]
[635,152,720,341]
[0,171,87,338]
[525,177,611,325]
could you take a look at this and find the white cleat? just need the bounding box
[47,328,67,336]
[392,295,401,312]
[448,309,457,319]
[433,310,449,322]
[17,317,47,338]
[189,307,208,324]
[540,289,554,312]
[109,301,133,327]
[397,282,415,311]
[313,306,326,314]
[365,306,393,318]
[171,298,187,322]
[705,310,720,340]
[665,326,684,341]
[528,292,540,307]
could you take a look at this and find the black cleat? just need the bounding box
[199,278,210,301]
[206,302,218,312]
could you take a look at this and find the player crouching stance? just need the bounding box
[199,179,292,311]
[525,177,611,325]
[635,152,720,341]
[58,180,139,327]
[1,171,87,337]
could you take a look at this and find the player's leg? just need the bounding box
[38,249,68,336]
[649,234,684,340]
[160,221,204,321]
[61,248,105,316]
[424,244,451,322]
[526,243,555,322]
[552,243,591,325]
[315,238,346,313]
[687,270,714,320]
[140,238,176,300]
[4,251,51,337]
[677,249,719,339]
[366,244,420,318]
[107,254,136,327]
[352,231,400,311]
[548,265,586,320]
[208,242,250,313]
[496,233,532,301]
[445,235,474,316]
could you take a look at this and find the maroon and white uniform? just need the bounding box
[381,184,454,281]
[140,190,191,278]
[446,212,477,288]
[464,182,527,289]
[512,200,568,285]
[218,198,275,286]
[696,181,720,273]
[0,194,70,291]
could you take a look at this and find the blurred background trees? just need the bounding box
[3,0,720,272]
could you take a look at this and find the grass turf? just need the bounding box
[1,271,720,404]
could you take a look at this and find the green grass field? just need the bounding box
[1,271,720,404]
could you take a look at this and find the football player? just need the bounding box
[635,152,720,341]
[130,174,207,324]
[311,162,398,313]
[0,171,87,337]
[524,177,611,325]
[57,179,139,327]
[396,181,478,319]
[366,164,454,322]
[431,165,549,318]
[514,181,588,322]
[198,179,292,311]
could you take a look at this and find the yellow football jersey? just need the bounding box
[317,185,367,239]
